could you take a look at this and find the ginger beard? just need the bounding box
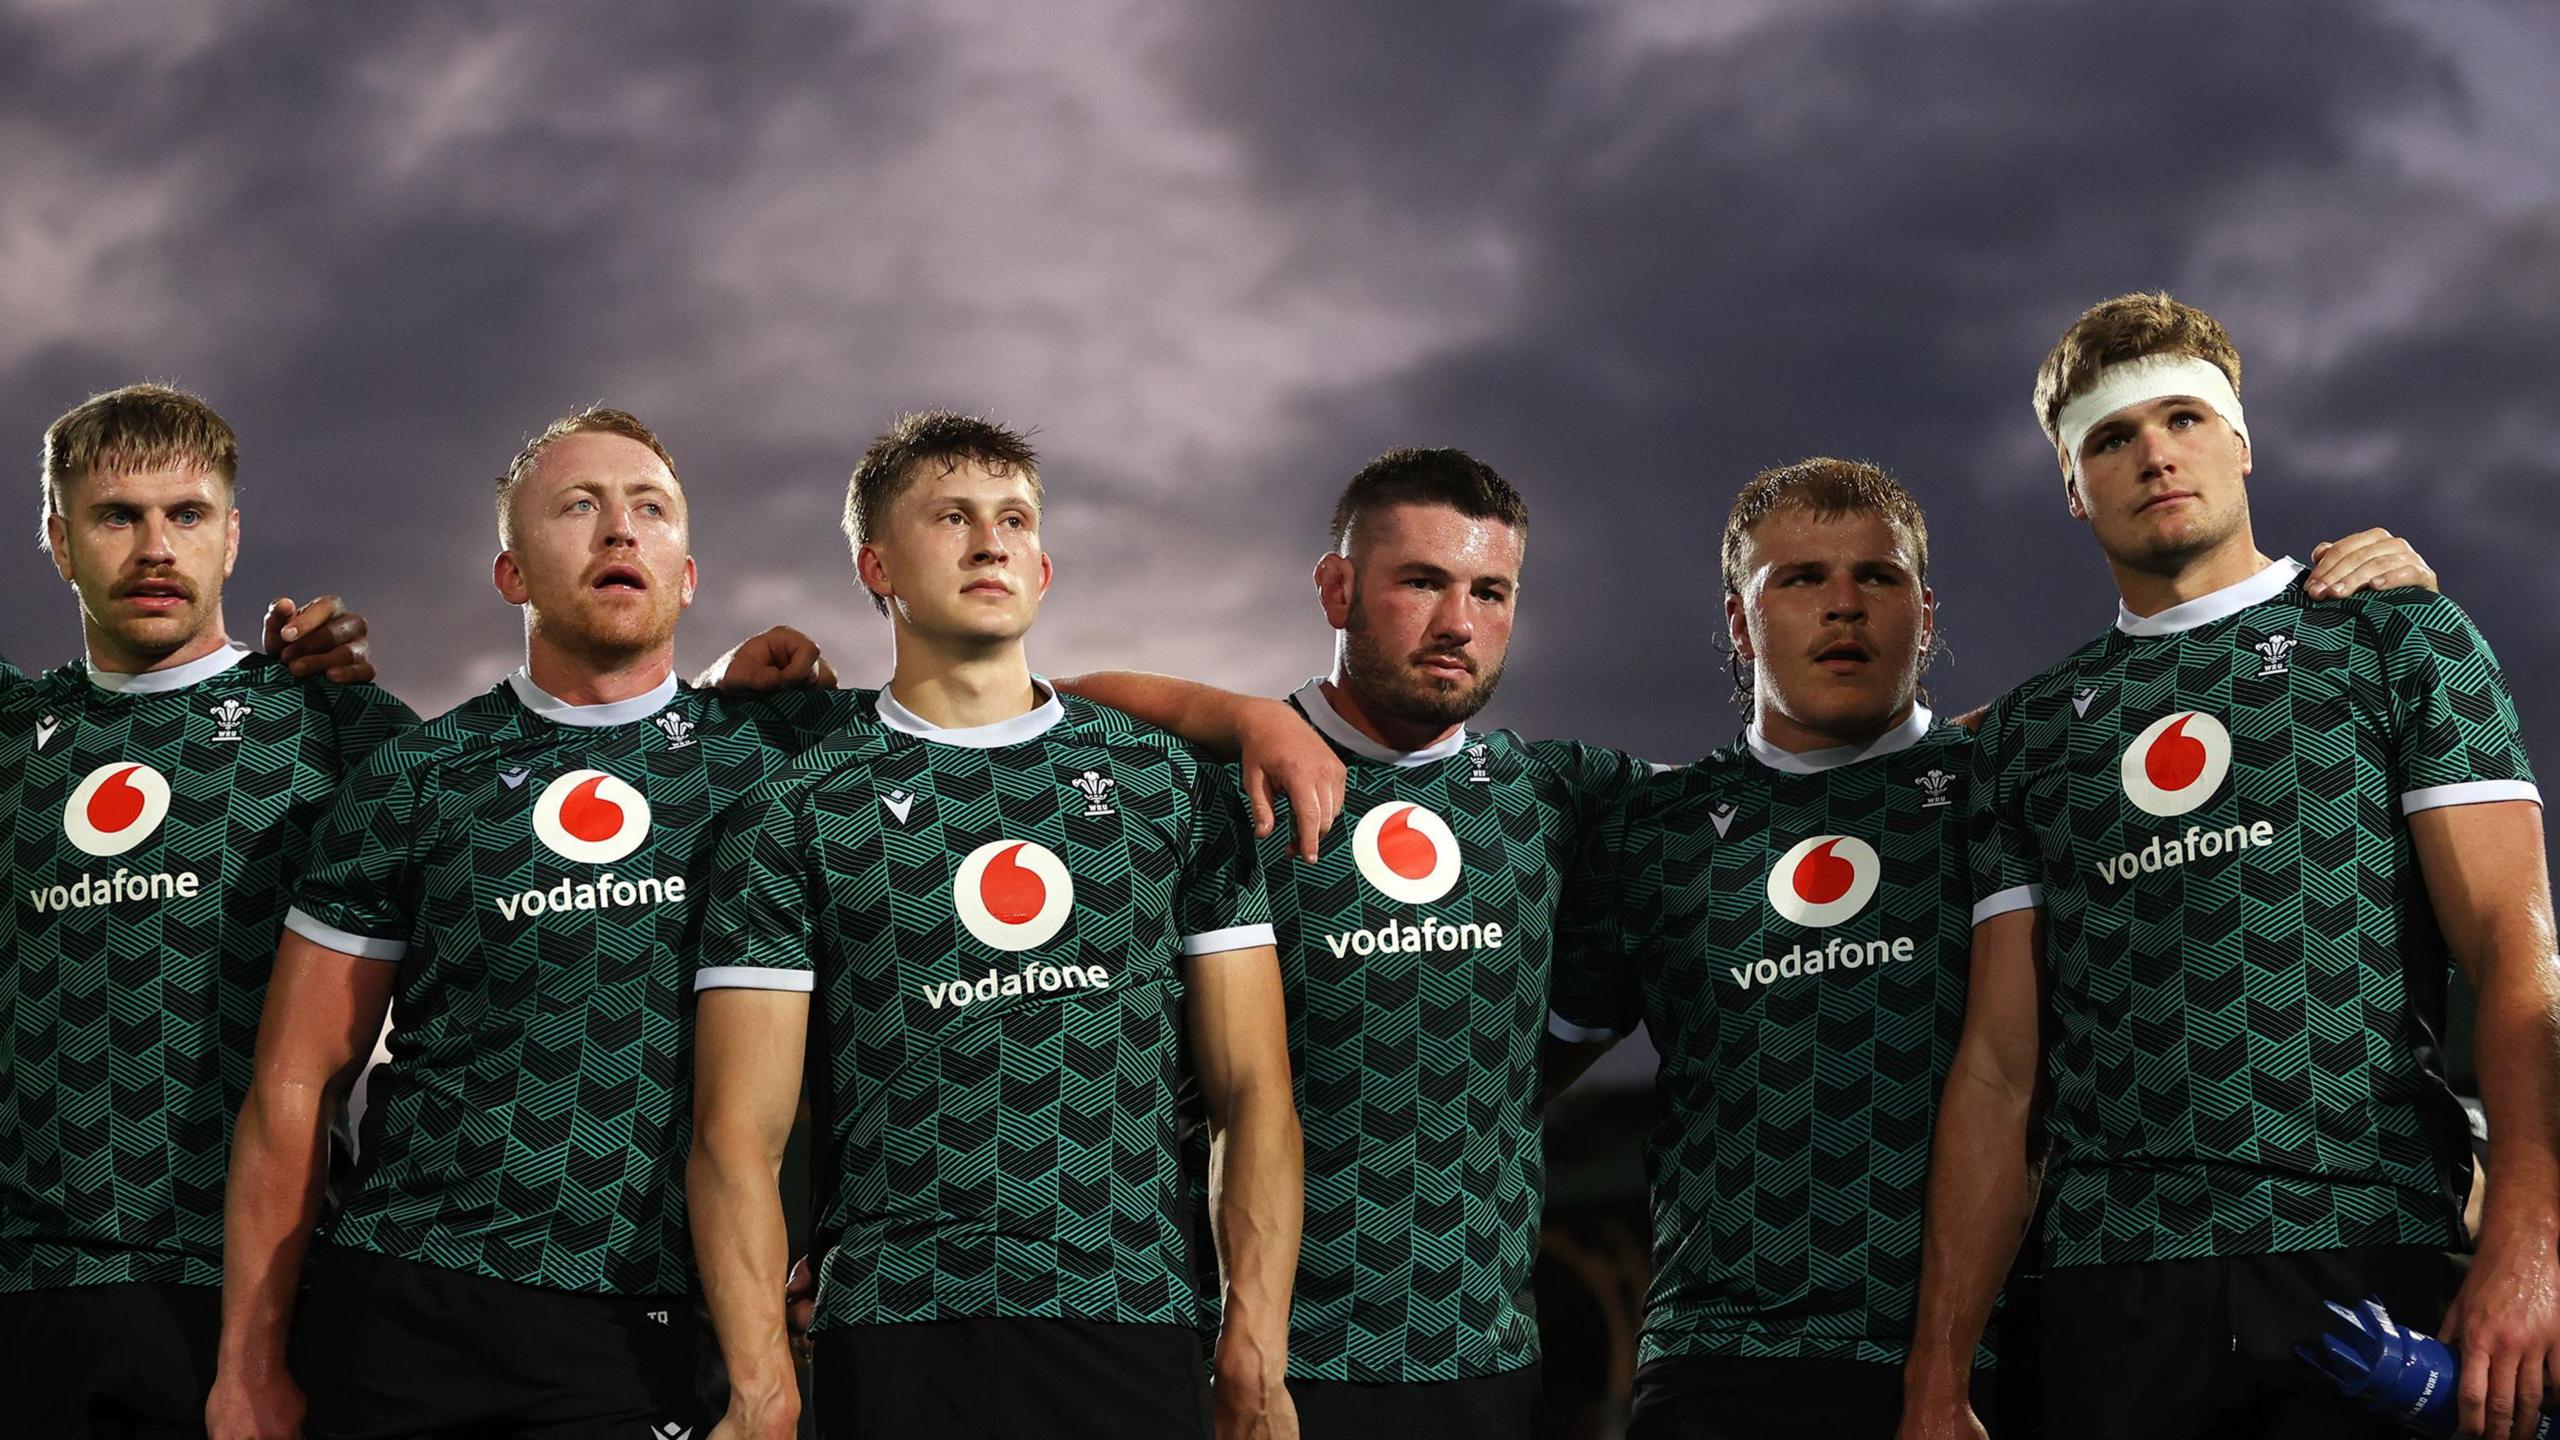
[48,463,240,670]
[497,432,696,663]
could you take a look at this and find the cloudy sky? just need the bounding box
[6,0,2555,785]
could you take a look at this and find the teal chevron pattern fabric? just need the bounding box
[1,653,413,1291]
[1971,577,2532,1268]
[1555,722,1982,1366]
[696,694,1270,1333]
[1260,720,1644,1381]
[288,682,858,1296]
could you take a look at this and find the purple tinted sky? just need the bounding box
[6,0,2555,782]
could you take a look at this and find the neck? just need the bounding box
[523,628,677,706]
[886,626,1038,729]
[1322,667,1463,754]
[1753,695,1914,754]
[85,618,233,676]
[2110,527,2272,620]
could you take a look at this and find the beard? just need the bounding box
[1341,602,1506,730]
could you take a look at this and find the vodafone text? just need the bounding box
[2093,820,2277,886]
[924,962,1112,1009]
[1323,917,1506,960]
[1729,935,1915,991]
[26,867,201,913]
[492,872,687,921]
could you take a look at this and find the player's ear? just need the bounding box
[494,550,530,606]
[222,506,241,579]
[2236,431,2252,479]
[1315,552,1354,631]
[677,555,698,610]
[1725,589,1751,662]
[1035,550,1052,598]
[2062,456,2087,521]
[855,542,894,606]
[46,511,74,584]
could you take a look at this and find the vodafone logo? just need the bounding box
[1765,835,1881,928]
[954,839,1075,951]
[531,770,651,864]
[2119,711,2233,818]
[64,762,173,857]
[1350,802,1461,905]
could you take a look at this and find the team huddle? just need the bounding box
[0,289,2551,1440]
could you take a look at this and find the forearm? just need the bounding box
[1903,1066,2037,1402]
[217,1081,336,1374]
[689,1134,799,1409]
[2468,943,2560,1254]
[1209,1082,1304,1376]
[1054,672,1244,756]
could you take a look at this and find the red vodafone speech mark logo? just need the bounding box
[1764,834,1881,928]
[63,762,174,857]
[2119,711,2233,818]
[531,769,652,863]
[1350,802,1462,905]
[954,839,1075,951]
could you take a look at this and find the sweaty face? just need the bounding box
[1328,504,1522,729]
[860,459,1049,646]
[496,432,695,660]
[2068,395,2252,574]
[48,463,240,671]
[1730,509,1931,749]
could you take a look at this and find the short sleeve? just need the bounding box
[328,684,422,774]
[1548,791,1640,1043]
[1967,699,2043,926]
[692,782,820,993]
[1174,746,1276,957]
[285,746,429,961]
[2380,596,2541,814]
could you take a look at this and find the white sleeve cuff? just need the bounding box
[1971,884,2044,927]
[1180,922,1277,956]
[1547,1011,1622,1044]
[693,966,816,993]
[284,906,407,961]
[2401,780,2542,815]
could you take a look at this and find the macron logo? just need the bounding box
[881,790,916,825]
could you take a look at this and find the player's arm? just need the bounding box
[2410,799,2560,1440]
[261,594,377,683]
[2303,528,2437,599]
[207,932,397,1440]
[1185,942,1304,1440]
[1056,671,1344,863]
[1897,906,2045,1440]
[697,625,839,693]
[691,987,813,1440]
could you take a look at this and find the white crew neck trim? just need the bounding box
[88,643,251,695]
[506,669,680,728]
[876,677,1064,749]
[1292,679,1470,768]
[1745,705,1935,775]
[2117,558,2302,637]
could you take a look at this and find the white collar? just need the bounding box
[2115,557,2302,637]
[506,669,680,728]
[1292,678,1470,768]
[1745,704,1934,775]
[88,642,251,695]
[876,677,1064,749]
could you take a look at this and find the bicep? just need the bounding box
[2409,800,2557,986]
[255,931,398,1093]
[1181,944,1292,1119]
[693,988,812,1148]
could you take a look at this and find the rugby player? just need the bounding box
[1900,292,2559,1440]
[1542,455,2437,1439]
[1064,448,1653,1438]
[688,412,1302,1440]
[1,384,409,1437]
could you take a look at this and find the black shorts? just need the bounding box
[811,1316,1211,1439]
[1286,1365,1542,1440]
[1627,1352,2001,1440]
[291,1243,719,1439]
[0,1281,219,1439]
[2038,1244,2464,1440]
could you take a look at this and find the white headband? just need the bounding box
[2053,353,2248,479]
